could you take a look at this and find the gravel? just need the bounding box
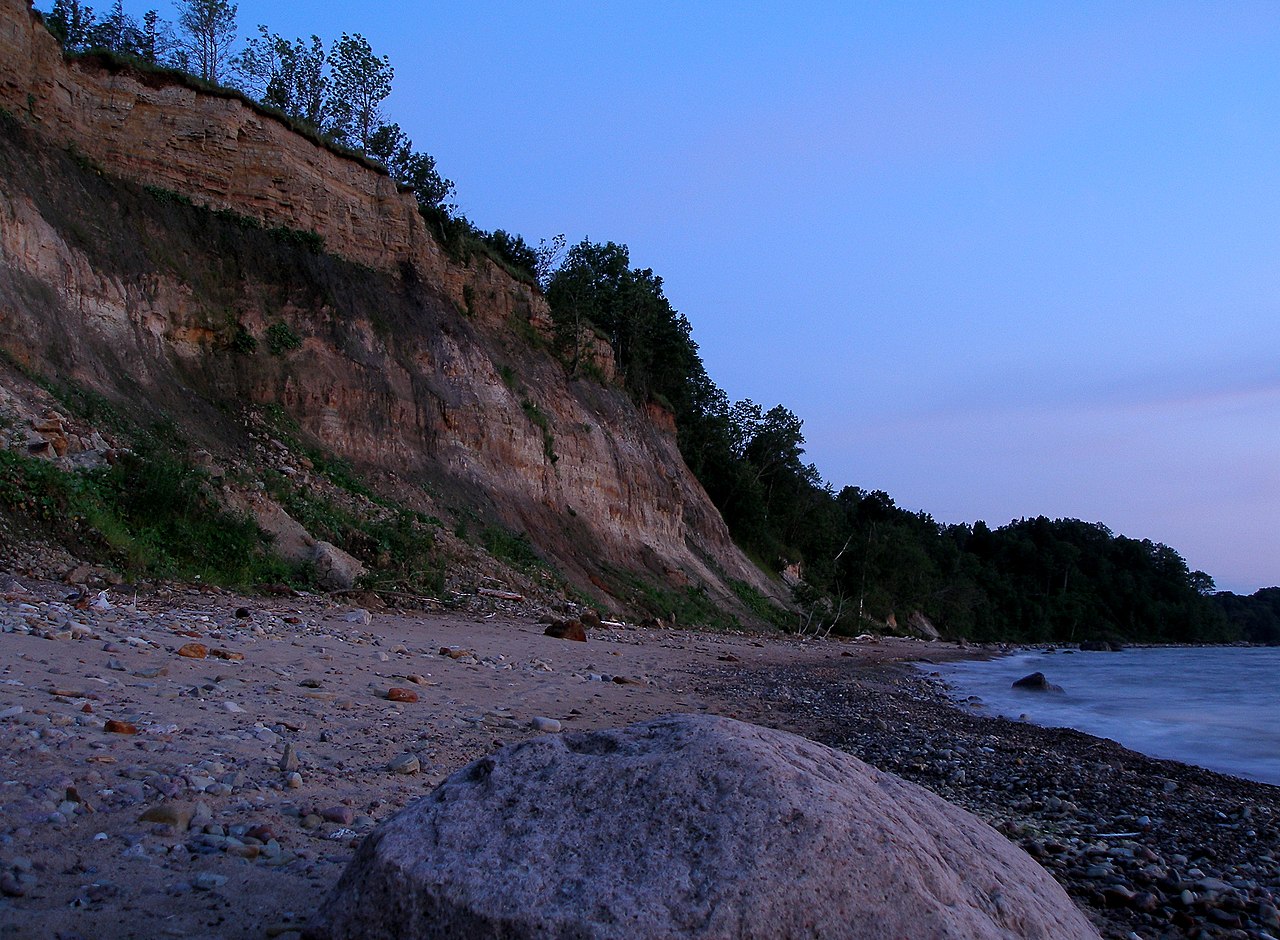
[712,657,1280,940]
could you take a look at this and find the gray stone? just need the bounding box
[192,872,228,891]
[312,542,366,591]
[530,716,561,733]
[904,610,941,640]
[388,753,420,775]
[1012,672,1064,693]
[314,715,1099,940]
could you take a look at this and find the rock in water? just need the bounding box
[1012,671,1064,693]
[312,715,1098,940]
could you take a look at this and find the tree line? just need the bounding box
[541,241,1275,644]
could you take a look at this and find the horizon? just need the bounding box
[82,0,1280,594]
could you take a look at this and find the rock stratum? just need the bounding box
[0,0,778,609]
[313,714,1101,939]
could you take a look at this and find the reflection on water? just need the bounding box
[931,647,1280,785]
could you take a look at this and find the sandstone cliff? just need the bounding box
[0,0,782,615]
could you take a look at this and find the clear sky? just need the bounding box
[164,1,1279,592]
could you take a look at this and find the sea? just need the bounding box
[929,646,1280,786]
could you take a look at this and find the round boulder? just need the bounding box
[311,715,1098,939]
[1012,671,1064,693]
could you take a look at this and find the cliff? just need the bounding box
[0,0,782,615]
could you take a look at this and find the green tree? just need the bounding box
[90,1,141,54]
[175,0,238,83]
[366,122,454,209]
[235,26,328,129]
[137,9,175,64]
[328,32,392,150]
[44,0,98,51]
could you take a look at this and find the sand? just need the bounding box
[0,580,960,940]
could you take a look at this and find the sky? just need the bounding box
[157,1,1280,592]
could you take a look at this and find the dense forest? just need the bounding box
[32,1,1278,644]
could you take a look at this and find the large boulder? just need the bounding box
[905,610,942,640]
[311,715,1098,940]
[311,540,366,591]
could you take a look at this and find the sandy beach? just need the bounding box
[0,579,1276,939]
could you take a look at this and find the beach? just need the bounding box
[0,580,1276,939]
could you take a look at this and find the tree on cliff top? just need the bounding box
[174,0,238,83]
[328,32,392,151]
[366,122,455,210]
[42,0,97,51]
[234,26,328,130]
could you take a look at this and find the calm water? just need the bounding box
[930,647,1280,786]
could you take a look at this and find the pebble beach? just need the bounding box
[0,578,1276,939]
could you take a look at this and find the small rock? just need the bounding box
[280,743,300,772]
[388,754,420,775]
[320,806,355,826]
[342,608,372,625]
[1102,886,1135,908]
[210,648,244,661]
[286,772,303,789]
[235,607,251,619]
[104,719,138,734]
[387,688,418,703]
[544,620,587,642]
[246,824,276,842]
[0,871,27,897]
[177,643,208,659]
[531,717,562,733]
[192,872,228,891]
[138,802,195,830]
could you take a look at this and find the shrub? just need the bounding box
[230,324,257,353]
[265,321,302,355]
[0,447,295,587]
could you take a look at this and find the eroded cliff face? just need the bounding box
[0,0,780,610]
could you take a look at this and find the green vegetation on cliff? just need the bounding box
[542,240,1251,644]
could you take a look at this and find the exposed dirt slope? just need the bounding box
[0,0,781,615]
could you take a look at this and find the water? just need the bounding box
[931,646,1280,786]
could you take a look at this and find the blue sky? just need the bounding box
[160,1,1279,592]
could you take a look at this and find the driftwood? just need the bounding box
[478,588,524,601]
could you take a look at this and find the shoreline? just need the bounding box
[0,580,1276,939]
[934,644,1280,788]
[709,654,1280,939]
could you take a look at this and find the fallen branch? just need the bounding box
[479,588,524,601]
